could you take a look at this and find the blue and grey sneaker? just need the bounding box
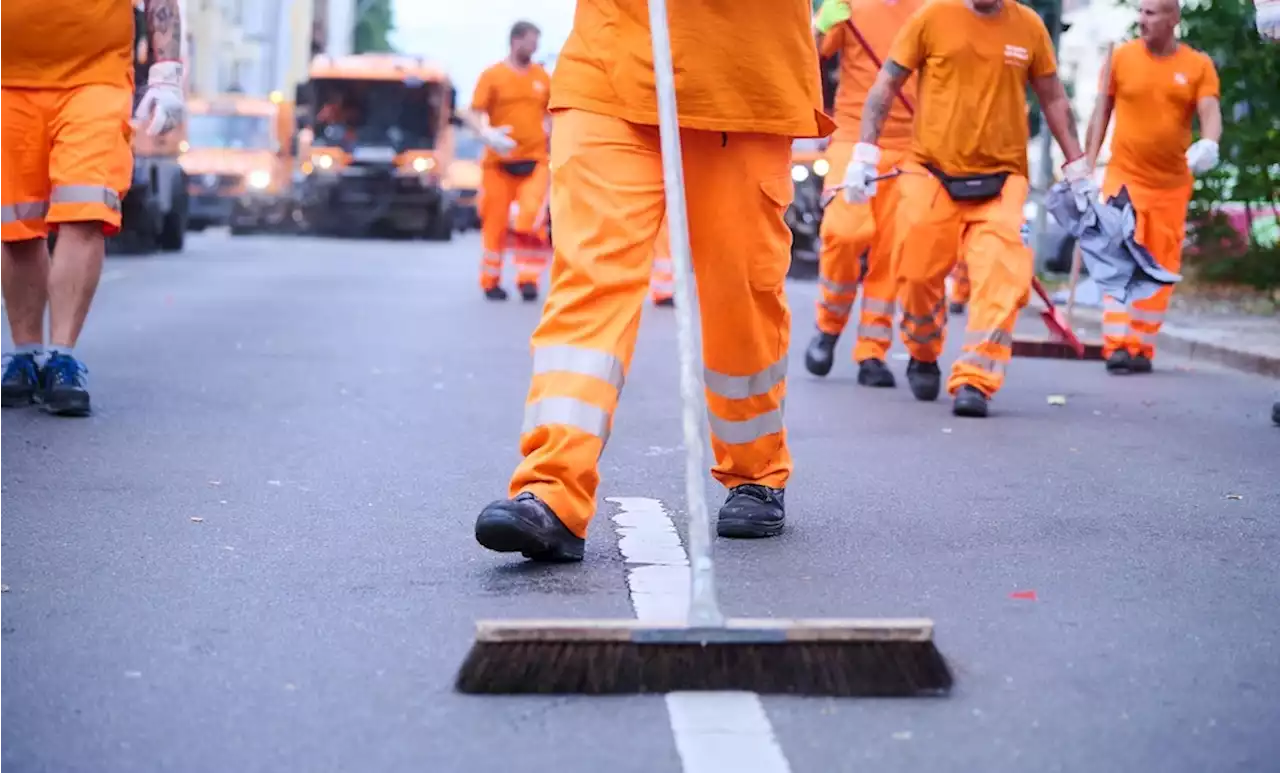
[1,353,41,407]
[38,352,91,416]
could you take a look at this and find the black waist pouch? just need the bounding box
[925,164,1009,202]
[500,160,538,177]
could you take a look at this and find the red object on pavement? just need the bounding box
[1010,590,1038,601]
[1011,278,1104,360]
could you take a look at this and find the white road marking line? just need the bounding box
[607,496,792,773]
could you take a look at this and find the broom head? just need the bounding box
[455,617,952,697]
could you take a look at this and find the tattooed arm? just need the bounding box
[144,0,182,62]
[1030,73,1084,161]
[859,60,912,144]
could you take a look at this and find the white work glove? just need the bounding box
[1061,156,1098,213]
[841,143,881,203]
[1185,138,1220,175]
[134,61,186,136]
[1256,0,1280,40]
[481,125,517,156]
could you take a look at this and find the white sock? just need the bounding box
[11,342,41,356]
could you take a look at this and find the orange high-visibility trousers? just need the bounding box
[1,84,134,241]
[509,108,794,537]
[650,217,674,304]
[948,258,971,305]
[815,142,900,362]
[478,161,551,289]
[1099,173,1191,359]
[892,162,1032,397]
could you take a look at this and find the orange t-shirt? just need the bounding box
[822,0,925,148]
[550,0,835,138]
[471,62,552,165]
[1106,41,1219,190]
[1,0,135,88]
[889,0,1056,177]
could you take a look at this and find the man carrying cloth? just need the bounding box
[1088,0,1222,375]
[845,0,1095,418]
[472,0,834,561]
[462,20,552,303]
[803,0,923,388]
[1,0,185,416]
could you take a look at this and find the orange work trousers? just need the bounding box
[1,84,135,242]
[1100,173,1191,359]
[815,142,900,362]
[948,259,971,305]
[509,108,794,537]
[650,217,674,304]
[893,162,1033,397]
[478,160,551,290]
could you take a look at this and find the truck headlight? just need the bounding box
[812,159,829,177]
[248,170,271,190]
[411,157,435,173]
[791,164,810,182]
[315,154,335,170]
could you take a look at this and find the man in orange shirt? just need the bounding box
[803,0,922,388]
[463,21,553,303]
[1087,0,1222,374]
[845,0,1095,418]
[473,1,834,561]
[1,0,185,416]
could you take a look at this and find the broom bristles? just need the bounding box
[455,639,953,696]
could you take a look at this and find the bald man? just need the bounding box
[1087,0,1221,374]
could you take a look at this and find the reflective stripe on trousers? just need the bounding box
[522,344,626,445]
[704,357,786,445]
[1,184,121,223]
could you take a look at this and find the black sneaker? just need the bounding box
[1130,354,1153,374]
[484,286,509,301]
[1,353,40,408]
[803,331,839,377]
[654,296,674,308]
[716,484,786,539]
[38,352,91,417]
[952,384,989,418]
[906,358,941,402]
[856,358,896,388]
[1105,350,1132,374]
[948,301,967,316]
[519,283,539,302]
[474,492,584,562]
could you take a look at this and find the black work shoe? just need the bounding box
[856,358,897,388]
[38,352,91,417]
[906,358,941,402]
[949,301,967,316]
[1130,354,1153,374]
[474,492,584,562]
[717,484,786,539]
[2,353,40,408]
[484,286,508,301]
[804,331,840,377]
[654,296,674,308]
[1105,350,1132,374]
[519,283,539,302]
[952,384,989,418]
[1272,401,1279,426]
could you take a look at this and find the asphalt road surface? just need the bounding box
[3,230,1278,773]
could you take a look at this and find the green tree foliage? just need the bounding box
[354,0,396,54]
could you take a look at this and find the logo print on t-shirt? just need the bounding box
[1004,44,1030,66]
[533,81,546,93]
[1173,72,1188,85]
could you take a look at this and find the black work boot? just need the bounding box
[519,282,539,302]
[856,358,897,388]
[949,301,967,316]
[474,491,584,562]
[1272,401,1279,426]
[2,353,40,408]
[716,484,786,539]
[38,352,91,417]
[1105,350,1132,374]
[952,384,989,418]
[484,286,509,301]
[906,358,941,402]
[804,331,840,377]
[1130,353,1153,374]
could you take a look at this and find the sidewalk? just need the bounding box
[1041,279,1280,378]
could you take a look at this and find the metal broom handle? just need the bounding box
[647,0,724,628]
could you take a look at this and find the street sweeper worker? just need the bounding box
[1086,0,1221,375]
[845,0,1096,418]
[802,0,924,387]
[473,0,835,561]
[461,20,553,303]
[1,0,185,417]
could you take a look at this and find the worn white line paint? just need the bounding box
[607,496,792,773]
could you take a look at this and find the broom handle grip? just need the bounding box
[647,0,724,628]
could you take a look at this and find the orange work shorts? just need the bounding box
[1,84,135,242]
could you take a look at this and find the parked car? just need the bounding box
[786,137,829,279]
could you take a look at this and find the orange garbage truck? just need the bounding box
[293,53,457,240]
[443,129,483,232]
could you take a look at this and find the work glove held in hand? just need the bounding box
[1185,139,1219,175]
[813,0,852,34]
[842,142,881,204]
[134,61,185,136]
[1061,156,1097,213]
[483,125,517,157]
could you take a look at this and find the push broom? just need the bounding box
[454,1,953,697]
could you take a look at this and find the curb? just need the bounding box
[1065,307,1280,379]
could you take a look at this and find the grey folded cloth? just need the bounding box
[1046,182,1182,304]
